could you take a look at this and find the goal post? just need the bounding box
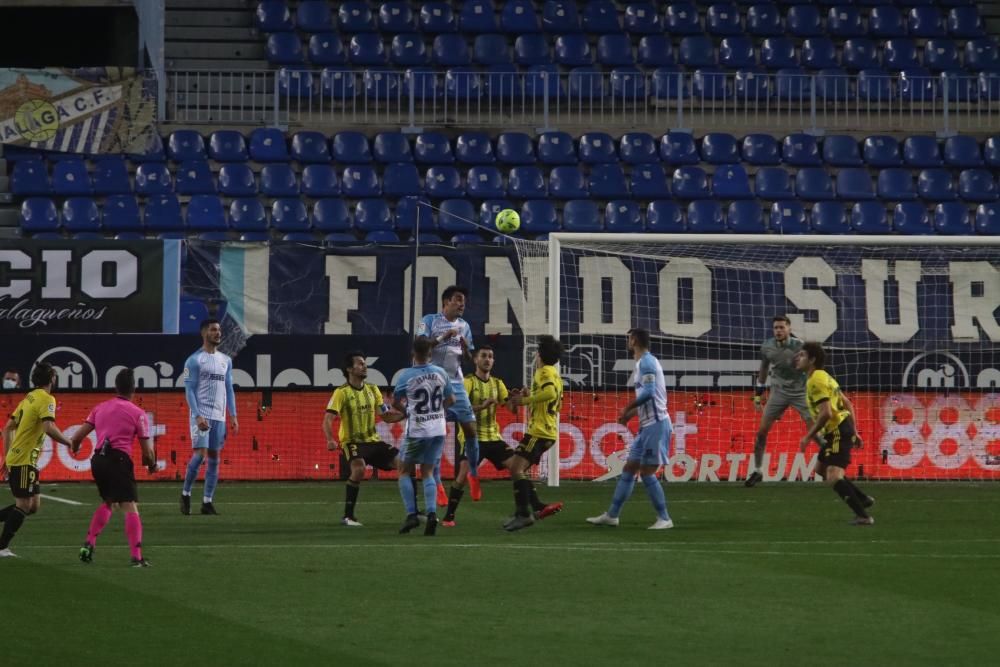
[512,233,1000,487]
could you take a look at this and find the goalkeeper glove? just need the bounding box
[753,384,766,410]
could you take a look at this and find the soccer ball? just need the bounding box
[495,208,520,234]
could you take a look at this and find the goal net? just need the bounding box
[511,233,1000,485]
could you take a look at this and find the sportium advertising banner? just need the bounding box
[0,68,158,154]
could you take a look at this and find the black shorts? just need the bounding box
[91,449,138,503]
[818,418,857,470]
[458,440,514,470]
[343,441,399,471]
[8,465,39,498]
[514,435,556,467]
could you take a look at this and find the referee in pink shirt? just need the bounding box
[70,368,157,567]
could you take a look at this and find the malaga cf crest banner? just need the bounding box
[0,67,158,155]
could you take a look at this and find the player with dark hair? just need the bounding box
[323,350,405,526]
[72,368,158,567]
[503,335,565,532]
[795,343,875,526]
[180,319,239,516]
[746,315,818,487]
[417,285,480,506]
[0,362,73,558]
[442,345,515,526]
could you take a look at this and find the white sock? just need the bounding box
[182,491,191,497]
[203,496,212,504]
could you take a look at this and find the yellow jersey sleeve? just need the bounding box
[496,378,509,405]
[366,384,384,413]
[37,393,56,422]
[327,387,343,414]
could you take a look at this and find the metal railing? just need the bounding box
[133,0,166,121]
[166,68,1000,134]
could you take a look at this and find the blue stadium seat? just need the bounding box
[308,34,347,65]
[589,164,629,198]
[364,231,400,243]
[452,132,494,165]
[409,232,443,244]
[420,2,456,32]
[701,133,739,164]
[269,199,310,233]
[943,136,983,168]
[423,166,463,198]
[466,166,505,198]
[536,131,579,164]
[249,128,289,162]
[260,164,299,197]
[393,196,434,232]
[652,66,688,101]
[134,163,172,195]
[893,202,934,235]
[484,63,521,99]
[103,195,141,232]
[186,195,227,232]
[692,68,729,100]
[144,194,182,232]
[842,39,879,71]
[508,166,547,198]
[712,165,753,199]
[959,169,998,202]
[949,7,984,38]
[267,32,305,65]
[562,200,602,232]
[625,3,663,34]
[579,133,617,164]
[339,1,376,32]
[524,63,565,99]
[755,167,794,199]
[349,34,387,65]
[301,164,341,197]
[796,168,835,200]
[429,199,471,232]
[770,200,809,234]
[727,201,766,233]
[828,7,864,37]
[549,166,588,198]
[918,169,957,202]
[176,161,216,195]
[884,39,920,72]
[849,202,889,234]
[903,136,942,167]
[379,163,420,197]
[354,199,393,231]
[542,1,580,33]
[330,131,371,164]
[229,199,268,232]
[858,69,895,102]
[909,7,946,38]
[502,0,540,33]
[388,33,427,65]
[869,6,905,38]
[19,198,58,233]
[619,133,658,165]
[719,36,756,69]
[568,66,606,99]
[985,136,1000,167]
[91,158,130,195]
[742,134,780,166]
[278,67,314,97]
[941,71,979,103]
[638,35,675,67]
[672,166,710,199]
[747,4,783,36]
[207,131,248,162]
[934,202,971,234]
[374,132,412,163]
[60,197,100,232]
[256,0,293,31]
[782,134,822,166]
[630,163,669,199]
[51,158,91,195]
[823,136,863,167]
[706,4,742,36]
[321,68,358,99]
[605,200,642,233]
[340,166,380,197]
[863,135,902,167]
[924,39,961,72]
[808,201,849,234]
[473,34,511,66]
[582,0,621,33]
[664,3,700,35]
[974,202,1000,234]
[899,68,938,101]
[514,34,551,65]
[686,200,725,232]
[680,36,717,68]
[597,34,634,66]
[297,1,333,32]
[787,6,823,37]
[877,168,918,201]
[660,132,699,165]
[520,199,560,233]
[460,0,498,32]
[380,2,416,32]
[414,132,454,164]
[836,168,875,200]
[815,68,852,101]
[761,38,797,70]
[131,132,165,163]
[802,38,838,70]
[429,34,468,66]
[734,69,772,101]
[554,34,592,66]
[290,131,330,163]
[646,200,685,232]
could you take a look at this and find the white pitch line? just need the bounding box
[39,494,82,506]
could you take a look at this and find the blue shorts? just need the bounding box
[402,436,445,466]
[628,419,671,466]
[446,383,475,424]
[190,417,227,451]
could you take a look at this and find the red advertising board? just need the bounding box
[3,390,999,482]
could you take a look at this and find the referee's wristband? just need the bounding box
[754,384,766,397]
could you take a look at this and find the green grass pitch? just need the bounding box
[6,481,1000,665]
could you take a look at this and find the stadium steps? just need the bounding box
[165,0,264,72]
[983,2,1000,33]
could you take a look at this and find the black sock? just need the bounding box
[0,504,13,522]
[846,479,870,503]
[0,507,27,550]
[445,486,464,521]
[528,487,546,512]
[833,479,869,518]
[753,433,767,470]
[344,481,360,519]
[514,478,533,517]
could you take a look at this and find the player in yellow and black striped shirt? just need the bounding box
[1,362,73,558]
[322,351,404,526]
[795,343,875,526]
[504,335,565,532]
[442,345,515,526]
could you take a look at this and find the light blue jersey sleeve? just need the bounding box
[463,320,474,351]
[225,360,237,418]
[634,355,659,405]
[393,370,411,400]
[417,314,435,338]
[184,353,201,415]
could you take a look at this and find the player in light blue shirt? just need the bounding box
[393,337,454,536]
[416,285,484,502]
[588,328,674,530]
[180,319,238,516]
